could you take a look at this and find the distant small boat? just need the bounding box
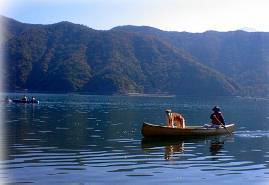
[12,99,39,104]
[1,99,12,103]
[141,122,235,138]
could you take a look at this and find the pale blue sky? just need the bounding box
[1,0,269,32]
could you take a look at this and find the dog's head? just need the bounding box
[165,109,172,115]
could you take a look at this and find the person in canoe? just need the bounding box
[204,106,226,128]
[21,95,28,102]
[30,96,39,103]
[165,109,186,128]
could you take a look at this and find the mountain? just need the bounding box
[238,27,257,32]
[113,26,269,97]
[2,16,267,96]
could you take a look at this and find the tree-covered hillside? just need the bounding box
[3,16,267,96]
[113,26,269,96]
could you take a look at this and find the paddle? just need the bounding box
[219,122,232,136]
[213,115,232,136]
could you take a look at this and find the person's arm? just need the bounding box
[219,113,225,125]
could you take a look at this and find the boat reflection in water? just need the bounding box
[141,137,226,161]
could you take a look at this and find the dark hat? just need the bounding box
[212,106,220,112]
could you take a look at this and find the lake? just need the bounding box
[1,93,269,185]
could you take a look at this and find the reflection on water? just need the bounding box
[141,138,185,160]
[209,139,225,163]
[1,93,269,185]
[210,140,224,156]
[141,137,227,162]
[164,143,184,160]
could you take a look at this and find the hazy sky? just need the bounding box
[1,0,269,32]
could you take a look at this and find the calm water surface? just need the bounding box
[1,93,269,185]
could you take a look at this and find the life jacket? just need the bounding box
[210,112,223,125]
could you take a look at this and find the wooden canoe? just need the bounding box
[141,122,235,138]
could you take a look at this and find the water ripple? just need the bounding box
[235,130,269,138]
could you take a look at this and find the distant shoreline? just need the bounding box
[125,93,175,98]
[2,91,268,100]
[1,91,176,98]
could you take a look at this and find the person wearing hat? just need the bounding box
[210,106,225,128]
[204,106,226,128]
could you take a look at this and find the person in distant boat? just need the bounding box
[31,97,36,101]
[4,96,11,103]
[165,109,186,128]
[21,95,28,102]
[204,106,226,128]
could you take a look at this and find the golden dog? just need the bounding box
[165,109,185,128]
